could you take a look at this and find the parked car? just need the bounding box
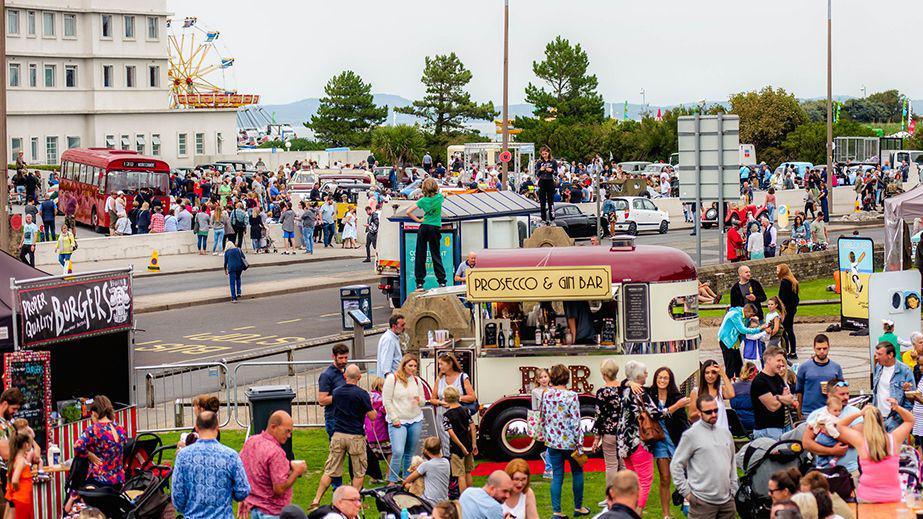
[618,161,652,174]
[552,203,598,238]
[609,196,670,235]
[373,166,418,188]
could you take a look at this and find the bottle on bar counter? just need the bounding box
[498,329,506,348]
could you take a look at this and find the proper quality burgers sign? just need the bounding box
[15,272,133,347]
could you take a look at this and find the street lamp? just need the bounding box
[640,88,646,108]
[499,0,510,191]
[826,0,833,206]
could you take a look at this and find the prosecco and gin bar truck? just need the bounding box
[419,238,701,459]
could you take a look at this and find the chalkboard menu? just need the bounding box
[623,283,651,342]
[417,406,439,456]
[3,351,51,451]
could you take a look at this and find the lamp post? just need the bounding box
[640,88,646,109]
[826,0,834,208]
[0,1,9,253]
[499,0,510,191]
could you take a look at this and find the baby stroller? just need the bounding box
[359,484,433,517]
[259,234,278,254]
[900,443,923,492]
[735,438,811,519]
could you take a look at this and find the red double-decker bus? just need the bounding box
[59,148,171,232]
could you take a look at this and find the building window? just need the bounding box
[177,133,187,157]
[123,16,135,39]
[30,137,38,161]
[11,138,22,162]
[105,135,115,149]
[146,16,158,39]
[102,65,113,87]
[28,64,36,87]
[120,134,130,151]
[67,136,80,149]
[46,136,58,164]
[101,14,111,38]
[65,65,77,88]
[195,132,205,155]
[7,10,20,35]
[26,11,35,36]
[148,65,159,87]
[151,134,161,156]
[43,64,55,87]
[136,135,145,154]
[42,12,54,37]
[8,64,20,87]
[125,65,136,87]
[216,132,224,154]
[63,14,76,38]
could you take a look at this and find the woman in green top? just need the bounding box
[405,178,446,290]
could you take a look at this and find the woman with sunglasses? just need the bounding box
[767,468,800,504]
[688,359,734,429]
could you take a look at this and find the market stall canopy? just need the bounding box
[884,184,923,270]
[389,190,540,222]
[0,251,47,349]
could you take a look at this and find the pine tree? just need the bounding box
[307,70,388,147]
[524,36,604,124]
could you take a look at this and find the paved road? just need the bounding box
[134,285,392,365]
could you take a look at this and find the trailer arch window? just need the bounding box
[668,295,698,320]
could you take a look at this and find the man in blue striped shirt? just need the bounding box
[172,411,250,519]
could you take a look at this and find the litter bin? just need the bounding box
[339,285,373,331]
[246,385,295,459]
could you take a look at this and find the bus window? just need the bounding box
[668,295,698,320]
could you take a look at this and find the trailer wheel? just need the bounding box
[491,406,543,460]
[579,404,598,451]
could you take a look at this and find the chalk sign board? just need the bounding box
[623,283,650,342]
[416,406,440,456]
[4,351,51,451]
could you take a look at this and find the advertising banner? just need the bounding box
[16,272,133,347]
[868,270,922,367]
[402,229,456,298]
[3,351,51,451]
[838,236,874,329]
[466,266,612,302]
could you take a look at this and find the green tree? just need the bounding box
[800,99,828,122]
[307,70,388,147]
[257,138,327,151]
[906,123,923,150]
[524,36,604,123]
[729,86,807,154]
[371,125,426,167]
[842,98,890,123]
[782,118,876,164]
[397,53,497,136]
[867,89,903,122]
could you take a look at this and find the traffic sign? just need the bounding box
[10,214,21,231]
[499,150,512,163]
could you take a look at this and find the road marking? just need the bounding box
[319,312,339,318]
[277,318,302,324]
[233,325,256,331]
[134,339,162,346]
[135,342,232,355]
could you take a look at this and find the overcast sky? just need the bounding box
[168,0,919,106]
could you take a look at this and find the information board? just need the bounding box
[623,283,650,342]
[3,351,51,451]
[466,266,612,302]
[402,229,456,298]
[677,115,741,201]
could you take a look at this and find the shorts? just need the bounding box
[282,230,294,239]
[323,432,367,478]
[108,210,118,229]
[650,434,676,459]
[450,453,474,476]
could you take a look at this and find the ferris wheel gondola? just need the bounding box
[167,17,258,109]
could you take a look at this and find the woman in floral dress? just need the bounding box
[541,364,590,518]
[616,361,663,513]
[73,395,128,488]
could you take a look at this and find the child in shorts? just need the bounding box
[442,386,476,492]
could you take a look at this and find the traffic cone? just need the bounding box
[147,249,161,272]
[854,197,861,212]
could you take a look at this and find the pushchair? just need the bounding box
[735,438,811,519]
[900,443,923,492]
[260,234,278,254]
[359,484,433,517]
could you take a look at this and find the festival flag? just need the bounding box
[903,98,910,131]
[910,118,917,136]
[834,101,840,123]
[656,108,662,121]
[623,101,629,120]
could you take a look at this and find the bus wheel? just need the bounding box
[491,407,543,460]
[90,208,103,234]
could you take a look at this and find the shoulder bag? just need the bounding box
[459,373,479,416]
[636,393,665,442]
[526,390,546,442]
[240,250,249,271]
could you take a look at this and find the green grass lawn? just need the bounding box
[700,277,840,318]
[158,429,684,519]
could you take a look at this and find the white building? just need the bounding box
[5,0,237,168]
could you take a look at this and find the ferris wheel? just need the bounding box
[167,17,258,109]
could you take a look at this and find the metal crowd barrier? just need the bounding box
[134,362,231,433]
[231,359,378,428]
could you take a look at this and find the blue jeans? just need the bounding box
[250,509,279,519]
[58,253,71,268]
[547,447,584,513]
[322,222,335,247]
[252,238,261,251]
[228,270,241,300]
[884,412,905,433]
[212,229,225,252]
[302,226,314,253]
[196,234,208,251]
[753,426,790,440]
[387,421,422,482]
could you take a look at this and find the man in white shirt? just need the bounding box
[376,314,405,378]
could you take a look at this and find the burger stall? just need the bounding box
[7,265,136,519]
[417,238,702,459]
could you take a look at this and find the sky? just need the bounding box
[167,0,920,106]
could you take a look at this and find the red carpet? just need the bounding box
[472,458,606,476]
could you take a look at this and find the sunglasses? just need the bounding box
[700,408,719,416]
[832,381,849,388]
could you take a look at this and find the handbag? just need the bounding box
[240,251,249,271]
[570,448,588,468]
[527,391,546,442]
[637,394,665,442]
[460,373,479,416]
